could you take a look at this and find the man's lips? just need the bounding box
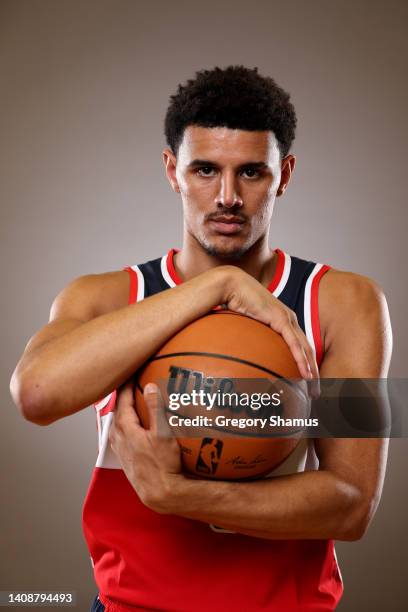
[208,216,245,235]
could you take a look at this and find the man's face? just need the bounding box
[164,126,292,259]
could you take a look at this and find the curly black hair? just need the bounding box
[164,65,297,158]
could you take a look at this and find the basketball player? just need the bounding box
[10,66,392,612]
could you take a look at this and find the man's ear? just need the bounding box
[277,154,296,197]
[163,148,180,193]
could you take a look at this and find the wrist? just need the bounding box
[207,265,242,305]
[147,472,188,514]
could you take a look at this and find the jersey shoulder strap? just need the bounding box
[272,250,330,366]
[124,250,179,302]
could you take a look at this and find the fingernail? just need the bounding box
[144,383,157,394]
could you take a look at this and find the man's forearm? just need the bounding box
[157,469,366,541]
[11,268,226,424]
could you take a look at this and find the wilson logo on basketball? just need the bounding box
[168,365,229,398]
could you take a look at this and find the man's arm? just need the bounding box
[10,265,317,425]
[10,268,226,425]
[110,270,392,541]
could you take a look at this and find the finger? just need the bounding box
[307,376,321,401]
[281,313,320,384]
[144,383,173,439]
[291,327,320,398]
[117,377,134,399]
[292,326,317,380]
[279,324,313,380]
[301,342,320,399]
[279,323,321,399]
[115,378,140,426]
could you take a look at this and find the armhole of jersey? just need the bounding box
[311,264,331,367]
[124,266,138,305]
[99,391,117,416]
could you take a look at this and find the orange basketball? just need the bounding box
[135,311,310,480]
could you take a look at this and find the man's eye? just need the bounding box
[241,168,260,179]
[197,167,216,177]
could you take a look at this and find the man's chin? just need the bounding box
[200,241,248,261]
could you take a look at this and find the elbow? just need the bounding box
[339,496,378,542]
[341,519,368,542]
[10,368,56,426]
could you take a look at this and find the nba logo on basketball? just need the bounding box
[196,438,223,475]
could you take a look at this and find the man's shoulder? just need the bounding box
[320,267,384,306]
[318,267,388,354]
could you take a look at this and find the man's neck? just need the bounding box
[173,238,277,289]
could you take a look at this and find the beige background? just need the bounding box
[1,0,407,610]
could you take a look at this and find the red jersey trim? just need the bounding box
[99,391,117,417]
[124,267,138,305]
[311,264,330,366]
[167,248,182,285]
[267,248,285,293]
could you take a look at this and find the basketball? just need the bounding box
[135,310,310,480]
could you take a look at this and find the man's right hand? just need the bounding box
[219,266,319,383]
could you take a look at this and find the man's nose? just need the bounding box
[215,171,243,208]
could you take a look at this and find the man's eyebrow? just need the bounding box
[238,161,268,170]
[187,159,268,169]
[187,159,218,168]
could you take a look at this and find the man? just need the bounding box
[10,66,392,611]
